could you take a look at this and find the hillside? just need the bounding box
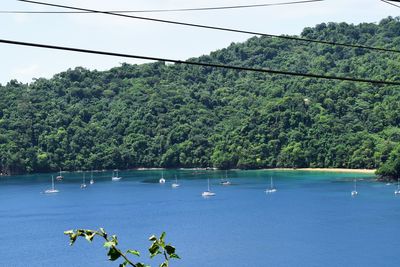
[1,17,400,176]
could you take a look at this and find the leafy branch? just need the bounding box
[64,228,180,267]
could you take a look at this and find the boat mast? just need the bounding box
[51,175,55,190]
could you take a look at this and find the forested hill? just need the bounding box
[1,17,400,175]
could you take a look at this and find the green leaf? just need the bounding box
[111,235,119,245]
[169,253,180,259]
[148,235,157,241]
[164,245,175,255]
[126,249,140,257]
[103,241,115,248]
[76,229,85,237]
[107,247,121,261]
[85,232,96,242]
[64,230,74,235]
[149,243,161,258]
[99,228,107,238]
[160,232,166,241]
[69,233,77,246]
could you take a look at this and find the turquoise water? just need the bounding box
[0,170,399,267]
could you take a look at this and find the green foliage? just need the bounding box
[376,144,400,179]
[2,18,400,176]
[64,228,179,267]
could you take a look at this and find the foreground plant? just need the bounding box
[64,228,180,267]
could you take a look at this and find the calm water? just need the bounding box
[0,170,399,267]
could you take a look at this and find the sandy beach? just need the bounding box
[271,168,376,174]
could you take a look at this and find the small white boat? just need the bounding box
[202,178,216,197]
[351,179,358,197]
[44,175,59,194]
[56,169,63,181]
[395,178,400,195]
[111,170,122,181]
[265,176,277,193]
[220,170,231,185]
[89,170,94,185]
[159,172,166,184]
[81,173,87,189]
[172,175,180,188]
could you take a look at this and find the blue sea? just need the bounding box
[0,170,399,267]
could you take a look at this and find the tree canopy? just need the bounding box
[1,17,400,176]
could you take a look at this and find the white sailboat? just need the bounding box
[81,172,87,188]
[159,172,166,184]
[111,170,122,181]
[265,176,277,193]
[172,175,180,188]
[220,170,231,185]
[56,168,63,181]
[44,175,59,194]
[90,170,94,185]
[395,178,400,195]
[202,178,216,197]
[351,179,358,196]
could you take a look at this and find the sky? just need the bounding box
[0,0,398,84]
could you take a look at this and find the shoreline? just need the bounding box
[270,168,376,174]
[1,167,377,177]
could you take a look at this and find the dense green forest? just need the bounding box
[1,17,400,177]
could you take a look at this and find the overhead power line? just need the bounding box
[18,0,400,55]
[0,38,399,86]
[380,0,400,8]
[1,0,324,14]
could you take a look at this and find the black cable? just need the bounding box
[18,0,400,55]
[1,0,324,14]
[0,38,399,85]
[380,0,400,8]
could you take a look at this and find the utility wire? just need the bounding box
[18,0,400,55]
[0,38,399,85]
[380,0,400,8]
[1,0,324,14]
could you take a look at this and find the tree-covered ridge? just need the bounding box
[1,17,400,175]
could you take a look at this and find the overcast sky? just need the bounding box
[0,0,398,84]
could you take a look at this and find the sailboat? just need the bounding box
[202,178,216,197]
[220,170,231,185]
[56,168,63,181]
[265,176,277,193]
[395,178,400,195]
[351,179,358,196]
[172,175,180,188]
[90,170,94,185]
[159,172,166,184]
[80,172,87,188]
[44,175,59,194]
[111,170,122,181]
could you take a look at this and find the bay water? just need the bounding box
[0,170,398,267]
